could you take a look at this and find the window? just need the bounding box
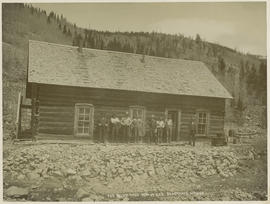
[74,104,94,137]
[197,112,208,135]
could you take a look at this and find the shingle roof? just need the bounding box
[28,40,232,99]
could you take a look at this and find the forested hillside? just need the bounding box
[2,3,267,137]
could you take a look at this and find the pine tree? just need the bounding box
[246,63,257,91]
[239,59,245,79]
[63,25,67,34]
[218,56,226,73]
[67,29,72,36]
[256,61,267,96]
[237,97,245,112]
[47,16,51,24]
[195,34,202,44]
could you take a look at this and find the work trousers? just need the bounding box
[133,127,139,143]
[111,124,119,142]
[157,128,163,144]
[149,129,155,144]
[189,131,196,146]
[122,126,131,143]
[166,127,173,143]
[99,126,108,143]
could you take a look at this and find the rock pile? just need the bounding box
[3,144,240,186]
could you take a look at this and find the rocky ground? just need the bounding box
[3,134,267,201]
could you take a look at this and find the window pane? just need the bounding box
[198,125,201,134]
[203,117,206,123]
[84,122,90,127]
[85,108,90,114]
[85,115,90,121]
[79,108,84,114]
[78,128,83,133]
[197,124,203,134]
[84,128,89,134]
[79,115,84,120]
[78,121,84,127]
[202,124,206,133]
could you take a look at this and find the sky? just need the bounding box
[33,2,267,56]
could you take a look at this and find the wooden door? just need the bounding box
[129,106,146,136]
[74,104,94,138]
[165,109,181,141]
[168,111,178,141]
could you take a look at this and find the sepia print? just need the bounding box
[2,1,267,202]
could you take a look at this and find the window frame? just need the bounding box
[195,110,210,137]
[74,103,94,137]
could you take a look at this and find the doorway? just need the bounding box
[167,110,178,141]
[165,109,181,141]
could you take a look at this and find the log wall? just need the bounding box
[32,84,225,139]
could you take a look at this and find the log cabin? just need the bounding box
[26,40,232,141]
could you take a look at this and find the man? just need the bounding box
[148,115,157,144]
[98,116,109,144]
[137,117,144,143]
[189,114,196,146]
[131,116,139,143]
[156,117,165,144]
[110,114,120,143]
[121,112,132,143]
[165,115,173,143]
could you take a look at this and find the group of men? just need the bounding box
[96,112,197,146]
[97,112,144,143]
[148,115,173,144]
[96,112,174,144]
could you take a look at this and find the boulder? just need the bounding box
[76,188,89,200]
[17,174,25,180]
[81,197,94,202]
[52,170,63,177]
[6,186,29,198]
[65,168,76,176]
[27,172,40,181]
[80,169,91,177]
[155,167,166,176]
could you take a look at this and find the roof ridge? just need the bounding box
[28,39,205,64]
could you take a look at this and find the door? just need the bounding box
[167,110,178,141]
[74,104,94,137]
[129,106,146,136]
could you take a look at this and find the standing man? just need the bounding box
[110,114,120,143]
[165,115,173,143]
[148,115,157,144]
[157,117,165,144]
[98,115,109,144]
[121,112,132,143]
[137,117,144,143]
[189,114,196,146]
[131,116,139,143]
